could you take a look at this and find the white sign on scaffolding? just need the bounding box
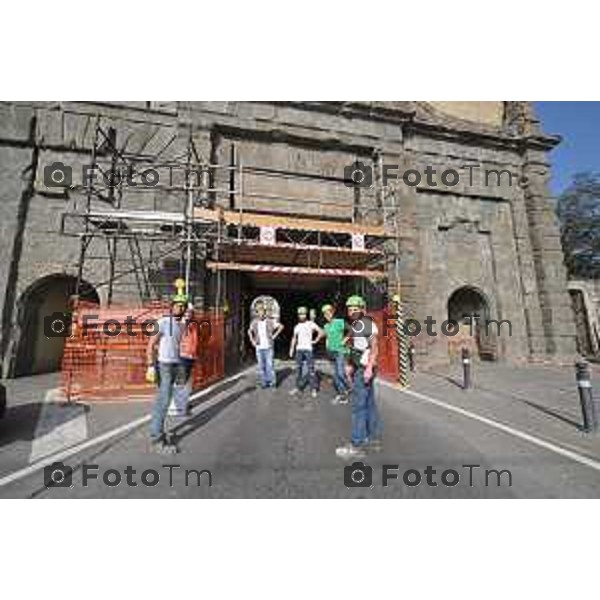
[260,226,277,245]
[352,233,365,251]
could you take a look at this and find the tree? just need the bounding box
[556,172,600,278]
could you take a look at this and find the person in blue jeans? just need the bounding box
[146,294,190,449]
[336,295,382,459]
[321,303,350,404]
[289,306,324,398]
[248,302,283,389]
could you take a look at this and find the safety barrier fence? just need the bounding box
[60,301,225,401]
[369,309,401,384]
[60,303,404,401]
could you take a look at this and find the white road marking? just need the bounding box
[0,366,254,489]
[29,389,88,464]
[381,381,600,473]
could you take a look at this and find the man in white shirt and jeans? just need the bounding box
[248,302,283,388]
[289,306,324,398]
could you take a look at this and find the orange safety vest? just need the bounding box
[179,316,199,360]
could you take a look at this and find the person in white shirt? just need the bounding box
[248,302,283,389]
[289,306,324,398]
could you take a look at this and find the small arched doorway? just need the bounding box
[447,286,496,360]
[12,275,99,377]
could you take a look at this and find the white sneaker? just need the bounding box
[335,443,367,459]
[333,393,349,405]
[368,439,383,453]
[289,388,301,396]
[311,390,318,398]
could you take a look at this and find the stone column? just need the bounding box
[521,145,577,358]
[508,186,548,357]
[503,101,577,360]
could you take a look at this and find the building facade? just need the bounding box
[568,279,600,358]
[0,101,577,377]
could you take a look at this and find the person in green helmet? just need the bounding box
[336,294,382,459]
[321,303,350,404]
[248,301,284,389]
[146,292,191,450]
[289,305,324,398]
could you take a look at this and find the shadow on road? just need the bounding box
[276,367,293,387]
[0,401,89,451]
[0,402,43,449]
[188,379,241,411]
[522,399,583,431]
[173,385,256,445]
[422,369,465,390]
[443,375,465,390]
[424,368,584,431]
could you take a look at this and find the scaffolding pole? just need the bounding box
[62,117,399,312]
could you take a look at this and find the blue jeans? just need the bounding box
[329,351,349,393]
[150,362,191,441]
[256,347,276,388]
[296,349,317,391]
[351,367,382,445]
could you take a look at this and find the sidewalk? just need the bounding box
[407,361,600,459]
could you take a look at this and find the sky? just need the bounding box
[535,101,599,196]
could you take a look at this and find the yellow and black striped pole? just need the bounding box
[392,292,410,388]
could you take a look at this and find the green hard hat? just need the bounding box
[321,303,334,314]
[346,295,366,308]
[297,306,308,315]
[172,293,188,304]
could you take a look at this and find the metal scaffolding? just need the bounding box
[60,118,215,305]
[60,116,401,309]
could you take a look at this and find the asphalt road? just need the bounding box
[1,362,600,498]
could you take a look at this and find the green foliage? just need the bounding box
[556,172,600,278]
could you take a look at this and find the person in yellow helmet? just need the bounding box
[146,290,190,451]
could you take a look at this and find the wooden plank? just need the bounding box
[219,244,381,269]
[194,207,386,237]
[228,240,382,255]
[206,261,386,278]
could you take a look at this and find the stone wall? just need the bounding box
[0,101,578,376]
[428,101,505,127]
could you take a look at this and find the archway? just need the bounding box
[448,286,489,322]
[447,286,496,360]
[12,275,99,377]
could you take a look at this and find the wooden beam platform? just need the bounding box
[195,207,387,237]
[218,241,382,269]
[206,261,386,278]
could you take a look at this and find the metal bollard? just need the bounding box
[462,348,472,390]
[409,344,416,372]
[575,361,597,433]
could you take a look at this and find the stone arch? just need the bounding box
[447,285,497,360]
[447,285,490,323]
[11,275,99,377]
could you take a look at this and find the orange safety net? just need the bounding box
[61,300,225,401]
[369,308,400,383]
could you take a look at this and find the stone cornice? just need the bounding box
[1,101,562,154]
[272,101,561,152]
[273,101,416,124]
